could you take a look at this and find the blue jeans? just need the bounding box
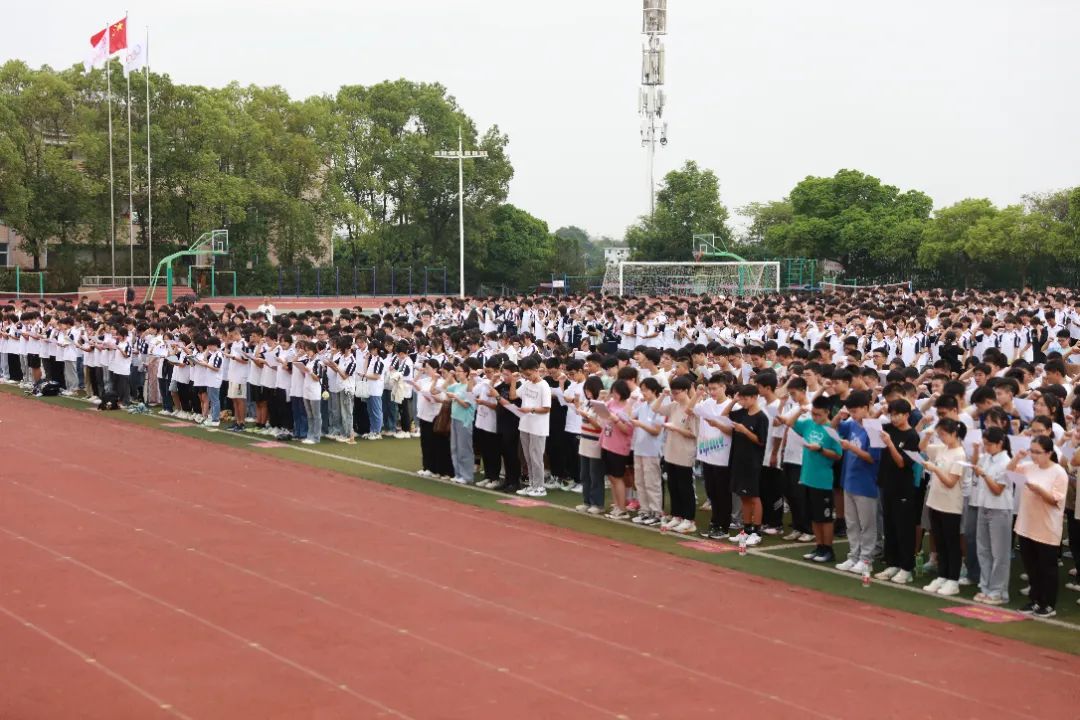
[367,395,383,436]
[580,455,606,508]
[450,419,474,481]
[291,397,308,439]
[207,385,221,422]
[304,398,322,442]
[382,390,398,432]
[158,378,173,411]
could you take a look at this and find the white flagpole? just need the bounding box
[106,39,116,282]
[145,26,152,278]
[126,59,134,282]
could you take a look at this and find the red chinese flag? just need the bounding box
[90,18,127,53]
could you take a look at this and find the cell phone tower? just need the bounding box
[639,1,668,216]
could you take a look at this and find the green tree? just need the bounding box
[763,169,932,277]
[917,198,999,288]
[625,160,732,261]
[478,204,553,290]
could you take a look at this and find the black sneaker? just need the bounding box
[1033,606,1057,618]
[1018,602,1038,615]
[700,526,720,539]
[487,481,506,491]
[813,548,835,563]
[706,528,728,541]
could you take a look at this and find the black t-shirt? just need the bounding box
[495,381,521,434]
[729,407,769,481]
[939,344,963,375]
[544,377,567,432]
[877,424,921,492]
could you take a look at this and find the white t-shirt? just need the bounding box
[517,379,551,437]
[693,398,733,466]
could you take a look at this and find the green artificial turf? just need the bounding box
[4,384,1078,656]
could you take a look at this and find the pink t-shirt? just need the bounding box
[599,399,633,456]
[1014,462,1068,546]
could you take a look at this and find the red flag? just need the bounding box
[90,18,128,54]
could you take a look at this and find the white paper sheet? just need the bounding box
[1008,434,1032,453]
[1012,397,1035,422]
[862,418,886,449]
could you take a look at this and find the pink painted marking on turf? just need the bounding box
[941,606,1028,624]
[251,441,287,449]
[677,540,737,554]
[497,498,550,508]
[161,422,192,428]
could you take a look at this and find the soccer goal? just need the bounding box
[819,280,913,294]
[604,261,781,297]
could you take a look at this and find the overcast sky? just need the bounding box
[9,1,1080,240]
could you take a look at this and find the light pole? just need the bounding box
[639,1,668,216]
[435,127,487,299]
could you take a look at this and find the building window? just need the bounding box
[0,242,8,267]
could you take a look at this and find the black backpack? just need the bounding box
[39,381,62,397]
[99,392,120,410]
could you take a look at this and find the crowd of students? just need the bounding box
[2,287,1077,618]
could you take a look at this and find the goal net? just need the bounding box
[603,261,781,297]
[820,280,912,294]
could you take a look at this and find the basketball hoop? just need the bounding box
[692,250,703,263]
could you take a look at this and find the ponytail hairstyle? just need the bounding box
[1031,435,1058,464]
[936,417,962,441]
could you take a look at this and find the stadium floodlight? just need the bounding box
[434,128,488,299]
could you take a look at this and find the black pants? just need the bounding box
[89,366,103,398]
[353,397,370,436]
[431,427,454,478]
[882,484,918,572]
[761,466,785,528]
[398,397,413,433]
[110,372,131,405]
[702,463,732,531]
[177,382,196,413]
[562,432,580,482]
[419,419,437,474]
[475,428,501,482]
[269,388,291,430]
[665,462,695,520]
[1068,507,1080,576]
[497,430,522,488]
[782,463,809,534]
[928,508,962,580]
[1020,535,1059,609]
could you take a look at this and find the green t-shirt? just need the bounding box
[793,417,843,490]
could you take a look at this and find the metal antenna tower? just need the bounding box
[639,1,668,216]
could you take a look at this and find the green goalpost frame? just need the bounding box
[14,267,45,299]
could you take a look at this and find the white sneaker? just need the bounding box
[744,532,762,547]
[192,414,205,424]
[849,560,870,575]
[923,577,946,593]
[890,570,913,585]
[782,529,801,541]
[605,508,628,520]
[728,531,748,544]
[203,419,218,427]
[797,533,816,543]
[451,477,468,485]
[674,519,697,534]
[515,487,532,496]
[410,430,421,438]
[875,566,900,581]
[575,504,589,512]
[937,580,961,597]
[416,469,432,477]
[587,506,604,515]
[835,558,857,572]
[570,483,582,493]
[526,487,547,498]
[631,514,648,524]
[301,439,316,445]
[662,516,682,529]
[394,431,409,439]
[762,526,780,536]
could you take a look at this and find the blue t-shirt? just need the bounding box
[838,419,881,498]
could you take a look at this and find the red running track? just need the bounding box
[0,393,1077,719]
